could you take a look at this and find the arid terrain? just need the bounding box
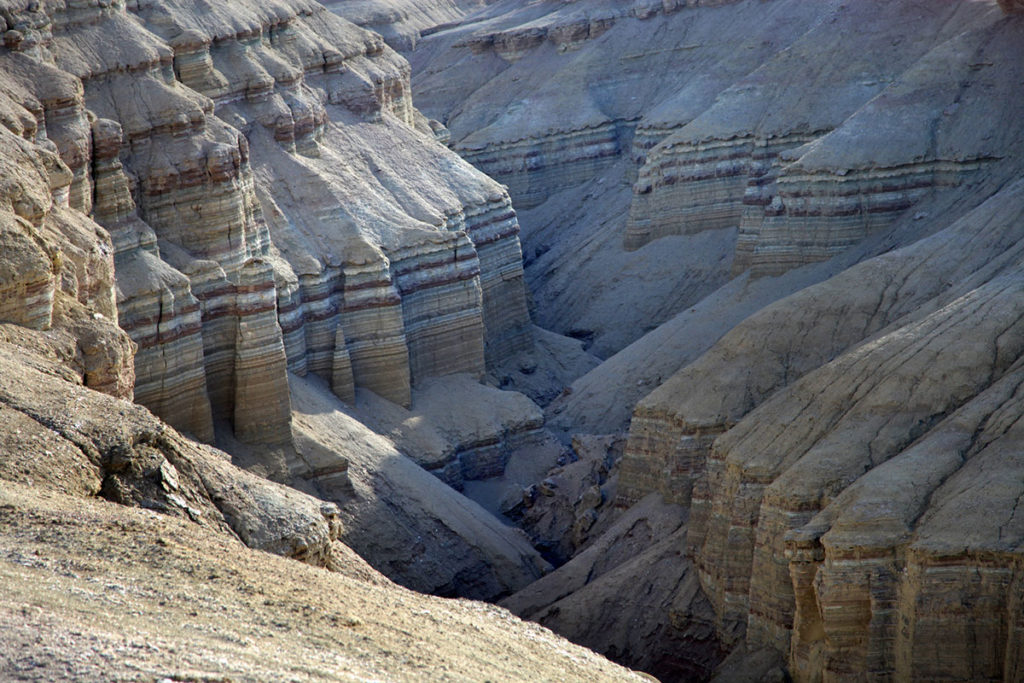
[2,0,1024,680]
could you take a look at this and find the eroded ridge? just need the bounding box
[0,0,532,445]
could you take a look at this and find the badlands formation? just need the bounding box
[2,0,1024,681]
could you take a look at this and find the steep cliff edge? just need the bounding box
[1,0,532,448]
[0,24,633,668]
[395,0,1024,679]
[0,0,555,599]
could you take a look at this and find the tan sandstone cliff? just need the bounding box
[1,0,533,447]
[0,0,557,601]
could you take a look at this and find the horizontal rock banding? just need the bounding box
[625,132,822,251]
[617,408,723,509]
[744,157,992,276]
[461,197,533,363]
[116,251,214,441]
[450,2,690,61]
[390,232,486,384]
[617,171,1024,672]
[281,259,410,406]
[339,267,412,407]
[786,360,1024,680]
[457,121,627,210]
[232,258,292,444]
[0,0,534,444]
[0,222,56,330]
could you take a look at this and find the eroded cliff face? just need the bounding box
[0,0,532,450]
[0,0,563,626]
[378,0,1024,679]
[6,0,1024,680]
[0,3,635,675]
[616,179,1024,679]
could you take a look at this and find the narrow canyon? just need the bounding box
[2,0,1023,681]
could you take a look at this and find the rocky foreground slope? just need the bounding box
[0,334,642,681]
[330,0,1024,679]
[0,0,640,679]
[0,0,573,601]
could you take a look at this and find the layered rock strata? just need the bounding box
[698,273,1024,647]
[625,133,820,251]
[0,51,135,402]
[734,16,1018,276]
[457,121,629,211]
[408,0,820,216]
[404,0,1024,677]
[1,0,532,445]
[786,362,1024,680]
[624,0,996,278]
[400,0,845,357]
[616,166,1024,677]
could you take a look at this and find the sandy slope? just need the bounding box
[0,482,646,682]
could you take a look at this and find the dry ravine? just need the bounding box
[2,0,1024,681]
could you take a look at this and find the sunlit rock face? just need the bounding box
[0,35,135,403]
[7,0,1024,679]
[0,0,531,445]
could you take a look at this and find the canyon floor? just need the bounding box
[3,0,1024,681]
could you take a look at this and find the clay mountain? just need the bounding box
[1,0,1023,680]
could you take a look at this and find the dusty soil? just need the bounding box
[0,481,647,682]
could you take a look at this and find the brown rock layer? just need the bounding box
[458,121,628,210]
[0,0,533,445]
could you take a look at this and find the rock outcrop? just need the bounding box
[0,330,340,568]
[0,50,135,402]
[0,332,644,681]
[0,0,532,450]
[0,0,569,632]
[399,0,1020,360]
[400,0,1024,678]
[7,0,1024,680]
[613,79,1024,683]
[624,1,994,265]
